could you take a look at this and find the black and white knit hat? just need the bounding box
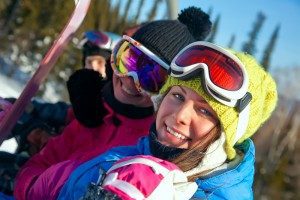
[132,6,212,65]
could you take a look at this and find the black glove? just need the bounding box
[67,69,107,127]
[0,152,29,195]
[104,59,113,82]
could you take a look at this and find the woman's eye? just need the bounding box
[197,107,213,117]
[173,93,184,101]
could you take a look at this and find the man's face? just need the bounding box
[85,55,107,78]
[112,73,153,107]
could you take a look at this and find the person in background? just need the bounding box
[0,30,114,198]
[2,97,72,154]
[0,97,70,196]
[58,42,278,199]
[79,30,114,80]
[0,30,115,153]
[14,7,212,200]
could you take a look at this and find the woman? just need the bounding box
[58,41,278,199]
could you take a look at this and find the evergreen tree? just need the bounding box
[0,0,20,38]
[0,0,165,99]
[261,24,280,71]
[227,34,236,48]
[207,7,213,16]
[133,0,145,24]
[242,11,266,55]
[0,0,21,77]
[117,0,133,33]
[207,14,220,43]
[147,0,162,21]
[109,0,122,32]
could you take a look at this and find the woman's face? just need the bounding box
[156,86,219,149]
[113,73,153,107]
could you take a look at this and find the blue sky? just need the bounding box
[177,0,300,69]
[121,0,300,69]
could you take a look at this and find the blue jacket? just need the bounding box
[58,137,255,200]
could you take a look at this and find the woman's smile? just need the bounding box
[121,82,140,97]
[166,125,188,140]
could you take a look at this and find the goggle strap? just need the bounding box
[123,35,169,70]
[100,37,112,50]
[233,103,250,144]
[236,92,252,112]
[78,38,88,48]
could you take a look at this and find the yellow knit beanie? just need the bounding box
[159,51,278,159]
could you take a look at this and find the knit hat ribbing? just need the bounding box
[158,51,278,159]
[132,7,212,65]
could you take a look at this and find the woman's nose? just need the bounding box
[174,101,194,125]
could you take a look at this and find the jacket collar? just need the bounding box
[194,139,255,197]
[102,81,153,119]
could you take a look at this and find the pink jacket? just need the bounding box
[14,102,153,200]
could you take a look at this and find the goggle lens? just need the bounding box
[112,40,168,93]
[85,31,109,47]
[175,45,244,91]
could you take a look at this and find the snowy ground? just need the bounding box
[0,73,22,153]
[0,138,17,153]
[0,73,23,98]
[0,71,64,153]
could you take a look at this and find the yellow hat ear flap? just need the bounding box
[260,73,278,123]
[226,51,278,147]
[238,68,278,143]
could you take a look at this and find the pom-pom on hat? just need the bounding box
[132,6,212,65]
[158,51,278,160]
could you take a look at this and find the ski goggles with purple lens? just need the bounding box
[111,35,169,94]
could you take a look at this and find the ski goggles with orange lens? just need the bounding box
[111,35,169,94]
[170,41,252,112]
